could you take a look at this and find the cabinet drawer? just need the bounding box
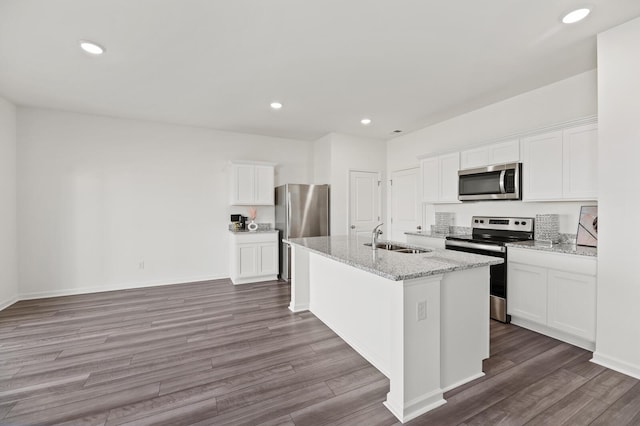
[508,247,596,276]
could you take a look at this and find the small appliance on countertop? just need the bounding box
[445,216,534,323]
[230,214,247,231]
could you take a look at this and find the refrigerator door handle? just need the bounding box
[287,191,292,236]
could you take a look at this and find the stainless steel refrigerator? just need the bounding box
[275,184,330,280]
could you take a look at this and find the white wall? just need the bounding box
[317,133,386,236]
[592,17,640,378]
[387,70,598,233]
[0,97,18,309]
[17,108,312,298]
[312,134,331,184]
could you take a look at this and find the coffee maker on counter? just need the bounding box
[230,214,248,231]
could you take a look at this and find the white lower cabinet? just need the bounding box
[547,270,596,340]
[230,232,279,284]
[507,247,597,350]
[508,262,547,324]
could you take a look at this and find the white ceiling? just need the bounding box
[1,1,639,141]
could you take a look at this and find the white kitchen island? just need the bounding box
[286,235,503,423]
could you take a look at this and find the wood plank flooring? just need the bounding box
[0,279,638,425]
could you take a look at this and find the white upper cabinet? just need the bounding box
[421,152,460,204]
[230,161,275,205]
[562,124,598,200]
[460,139,520,170]
[521,131,564,201]
[521,123,598,202]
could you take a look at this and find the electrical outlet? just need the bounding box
[417,300,427,321]
[138,261,145,270]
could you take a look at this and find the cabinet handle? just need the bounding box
[350,225,356,229]
[417,225,422,230]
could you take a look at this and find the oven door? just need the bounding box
[458,163,521,201]
[445,240,509,323]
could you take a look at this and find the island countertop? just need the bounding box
[285,235,503,281]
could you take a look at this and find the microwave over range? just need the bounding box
[458,162,522,201]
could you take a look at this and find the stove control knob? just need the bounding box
[474,219,479,223]
[521,221,527,225]
[480,220,484,223]
[515,221,520,225]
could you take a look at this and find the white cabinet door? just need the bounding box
[521,131,563,201]
[488,139,520,165]
[237,244,258,277]
[547,270,597,341]
[254,165,275,205]
[439,153,461,203]
[421,157,440,203]
[258,243,278,275]
[562,124,598,200]
[230,163,275,205]
[460,139,519,169]
[231,164,256,205]
[460,146,490,170]
[507,262,548,323]
[230,233,279,284]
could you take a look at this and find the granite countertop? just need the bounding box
[229,229,278,234]
[285,235,503,281]
[506,240,597,257]
[404,231,451,239]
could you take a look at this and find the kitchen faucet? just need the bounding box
[371,223,384,249]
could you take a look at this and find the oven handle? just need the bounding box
[445,239,506,253]
[499,170,506,194]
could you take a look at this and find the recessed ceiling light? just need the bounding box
[361,118,372,125]
[562,8,590,24]
[270,102,283,110]
[79,40,105,55]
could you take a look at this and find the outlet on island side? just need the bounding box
[417,300,427,321]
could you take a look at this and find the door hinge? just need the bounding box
[390,179,393,186]
[377,180,381,187]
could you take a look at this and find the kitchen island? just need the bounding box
[286,235,503,423]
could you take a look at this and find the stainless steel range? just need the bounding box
[445,216,534,323]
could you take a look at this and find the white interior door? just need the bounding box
[349,170,381,240]
[390,168,420,242]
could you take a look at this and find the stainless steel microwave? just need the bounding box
[458,162,521,201]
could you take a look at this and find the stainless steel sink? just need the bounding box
[393,248,429,254]
[363,242,430,254]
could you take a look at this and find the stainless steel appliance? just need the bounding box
[458,162,522,201]
[445,216,534,322]
[275,184,330,280]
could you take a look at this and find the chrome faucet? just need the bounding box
[371,223,384,249]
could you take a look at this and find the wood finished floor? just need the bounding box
[0,279,638,426]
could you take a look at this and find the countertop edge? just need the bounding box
[286,238,503,281]
[505,241,597,257]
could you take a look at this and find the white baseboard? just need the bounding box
[0,295,19,311]
[16,274,229,302]
[510,316,595,351]
[591,352,640,380]
[442,372,485,393]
